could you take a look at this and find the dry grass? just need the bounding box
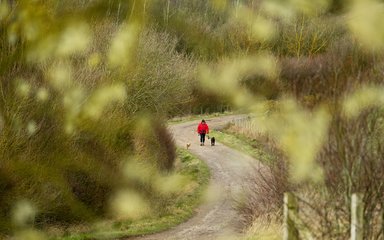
[237,158,290,227]
[244,215,281,240]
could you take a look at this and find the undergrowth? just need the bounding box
[52,148,210,240]
[210,121,290,227]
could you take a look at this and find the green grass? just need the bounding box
[210,128,274,165]
[53,149,210,240]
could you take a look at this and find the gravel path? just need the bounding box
[131,115,258,240]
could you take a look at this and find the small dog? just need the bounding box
[210,137,215,146]
[186,143,191,149]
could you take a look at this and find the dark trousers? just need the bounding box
[200,133,206,143]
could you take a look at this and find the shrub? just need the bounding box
[125,28,196,117]
[238,153,290,226]
[227,119,292,226]
[133,118,176,172]
[279,35,383,106]
[271,15,344,57]
[314,109,384,239]
[0,1,188,233]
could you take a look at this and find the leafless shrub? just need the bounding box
[319,109,384,239]
[238,156,290,227]
[280,36,383,107]
[291,109,384,239]
[232,125,292,227]
[125,28,196,116]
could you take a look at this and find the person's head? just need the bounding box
[202,119,205,123]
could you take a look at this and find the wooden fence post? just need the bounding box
[283,192,299,240]
[351,193,364,240]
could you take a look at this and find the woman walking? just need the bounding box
[197,120,209,146]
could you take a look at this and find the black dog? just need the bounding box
[211,137,215,146]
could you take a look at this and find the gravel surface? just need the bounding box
[130,115,258,240]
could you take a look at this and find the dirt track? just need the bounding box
[131,115,258,240]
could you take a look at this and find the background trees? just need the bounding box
[1,0,384,239]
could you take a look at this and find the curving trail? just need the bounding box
[131,115,259,240]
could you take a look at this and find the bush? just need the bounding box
[226,119,292,226]
[125,28,196,117]
[271,15,344,57]
[314,109,384,239]
[133,118,176,171]
[0,2,190,233]
[238,153,290,226]
[279,35,383,106]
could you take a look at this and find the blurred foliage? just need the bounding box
[179,0,384,238]
[0,0,194,237]
[1,0,384,239]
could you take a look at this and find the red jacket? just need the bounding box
[197,122,209,134]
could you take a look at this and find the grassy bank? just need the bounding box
[54,149,210,240]
[210,127,273,165]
